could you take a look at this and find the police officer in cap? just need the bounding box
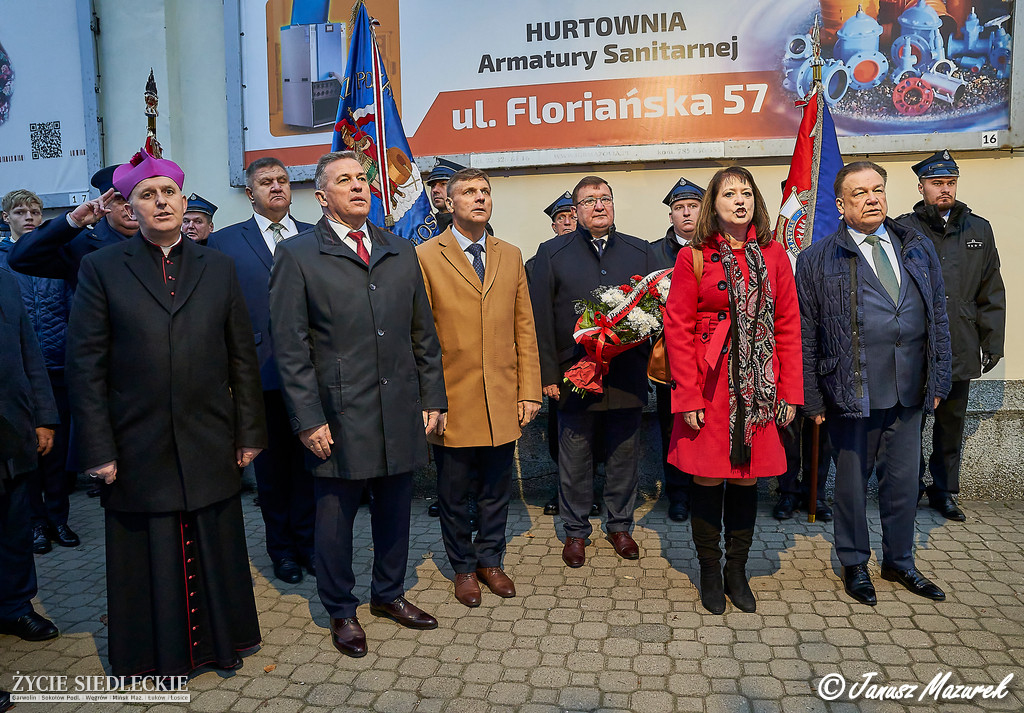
[427,158,465,235]
[544,191,576,236]
[182,193,218,245]
[651,177,704,521]
[896,150,1005,522]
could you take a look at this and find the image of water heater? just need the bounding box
[280,22,347,129]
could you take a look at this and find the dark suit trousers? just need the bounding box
[778,416,832,500]
[433,443,515,573]
[253,390,314,563]
[655,384,692,505]
[828,405,922,570]
[314,473,412,619]
[29,372,73,527]
[0,470,38,620]
[558,408,642,539]
[920,379,970,496]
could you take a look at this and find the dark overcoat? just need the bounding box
[528,225,655,411]
[269,218,446,480]
[0,268,58,483]
[66,235,267,513]
[207,215,313,390]
[896,201,1005,380]
[7,213,128,289]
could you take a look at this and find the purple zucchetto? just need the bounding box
[112,148,185,198]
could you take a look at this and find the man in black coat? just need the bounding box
[896,150,1006,521]
[649,177,704,522]
[270,151,447,658]
[7,165,139,290]
[66,150,267,677]
[208,157,316,584]
[0,267,59,644]
[530,175,655,568]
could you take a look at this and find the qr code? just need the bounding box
[30,121,61,159]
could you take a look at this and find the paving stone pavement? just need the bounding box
[2,488,1023,713]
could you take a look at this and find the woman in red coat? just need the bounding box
[665,167,802,614]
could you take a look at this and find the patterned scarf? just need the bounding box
[716,231,777,466]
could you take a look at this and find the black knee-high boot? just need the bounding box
[690,482,725,614]
[723,481,758,612]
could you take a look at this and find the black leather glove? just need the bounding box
[982,353,1001,373]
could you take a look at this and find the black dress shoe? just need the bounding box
[589,502,600,517]
[299,556,317,578]
[0,611,60,641]
[87,485,102,498]
[881,565,945,601]
[773,494,796,521]
[543,495,559,516]
[668,500,690,522]
[0,688,12,713]
[427,502,440,517]
[49,523,80,547]
[273,558,303,584]
[329,617,367,658]
[32,523,51,554]
[842,564,877,606]
[369,596,438,629]
[929,494,966,522]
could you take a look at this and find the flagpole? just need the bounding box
[806,15,824,524]
[368,17,394,227]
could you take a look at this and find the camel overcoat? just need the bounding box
[417,229,541,448]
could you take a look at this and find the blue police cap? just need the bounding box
[426,158,466,185]
[663,177,706,206]
[543,191,574,220]
[186,193,218,217]
[912,150,959,179]
[90,165,119,194]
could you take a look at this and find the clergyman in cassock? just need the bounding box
[269,151,446,658]
[66,149,267,677]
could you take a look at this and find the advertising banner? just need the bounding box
[229,0,1017,176]
[0,0,99,206]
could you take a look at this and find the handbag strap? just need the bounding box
[692,247,703,287]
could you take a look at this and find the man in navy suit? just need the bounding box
[797,161,951,606]
[7,166,139,290]
[208,157,315,585]
[529,176,655,568]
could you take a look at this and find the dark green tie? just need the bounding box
[864,234,899,303]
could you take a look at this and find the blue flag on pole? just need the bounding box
[332,2,435,243]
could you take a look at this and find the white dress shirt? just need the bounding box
[451,223,486,270]
[253,212,298,255]
[325,217,371,259]
[673,231,690,247]
[847,224,901,287]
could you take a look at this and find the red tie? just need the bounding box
[349,230,369,265]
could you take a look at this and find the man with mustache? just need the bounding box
[896,151,1005,522]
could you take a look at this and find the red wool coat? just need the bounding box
[664,237,803,478]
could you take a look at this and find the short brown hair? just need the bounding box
[2,189,42,215]
[834,161,887,198]
[446,168,490,197]
[692,167,772,248]
[572,176,612,204]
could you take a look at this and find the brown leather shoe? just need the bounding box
[329,617,366,658]
[607,531,640,560]
[454,573,481,607]
[476,567,516,598]
[562,537,586,568]
[369,596,438,630]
